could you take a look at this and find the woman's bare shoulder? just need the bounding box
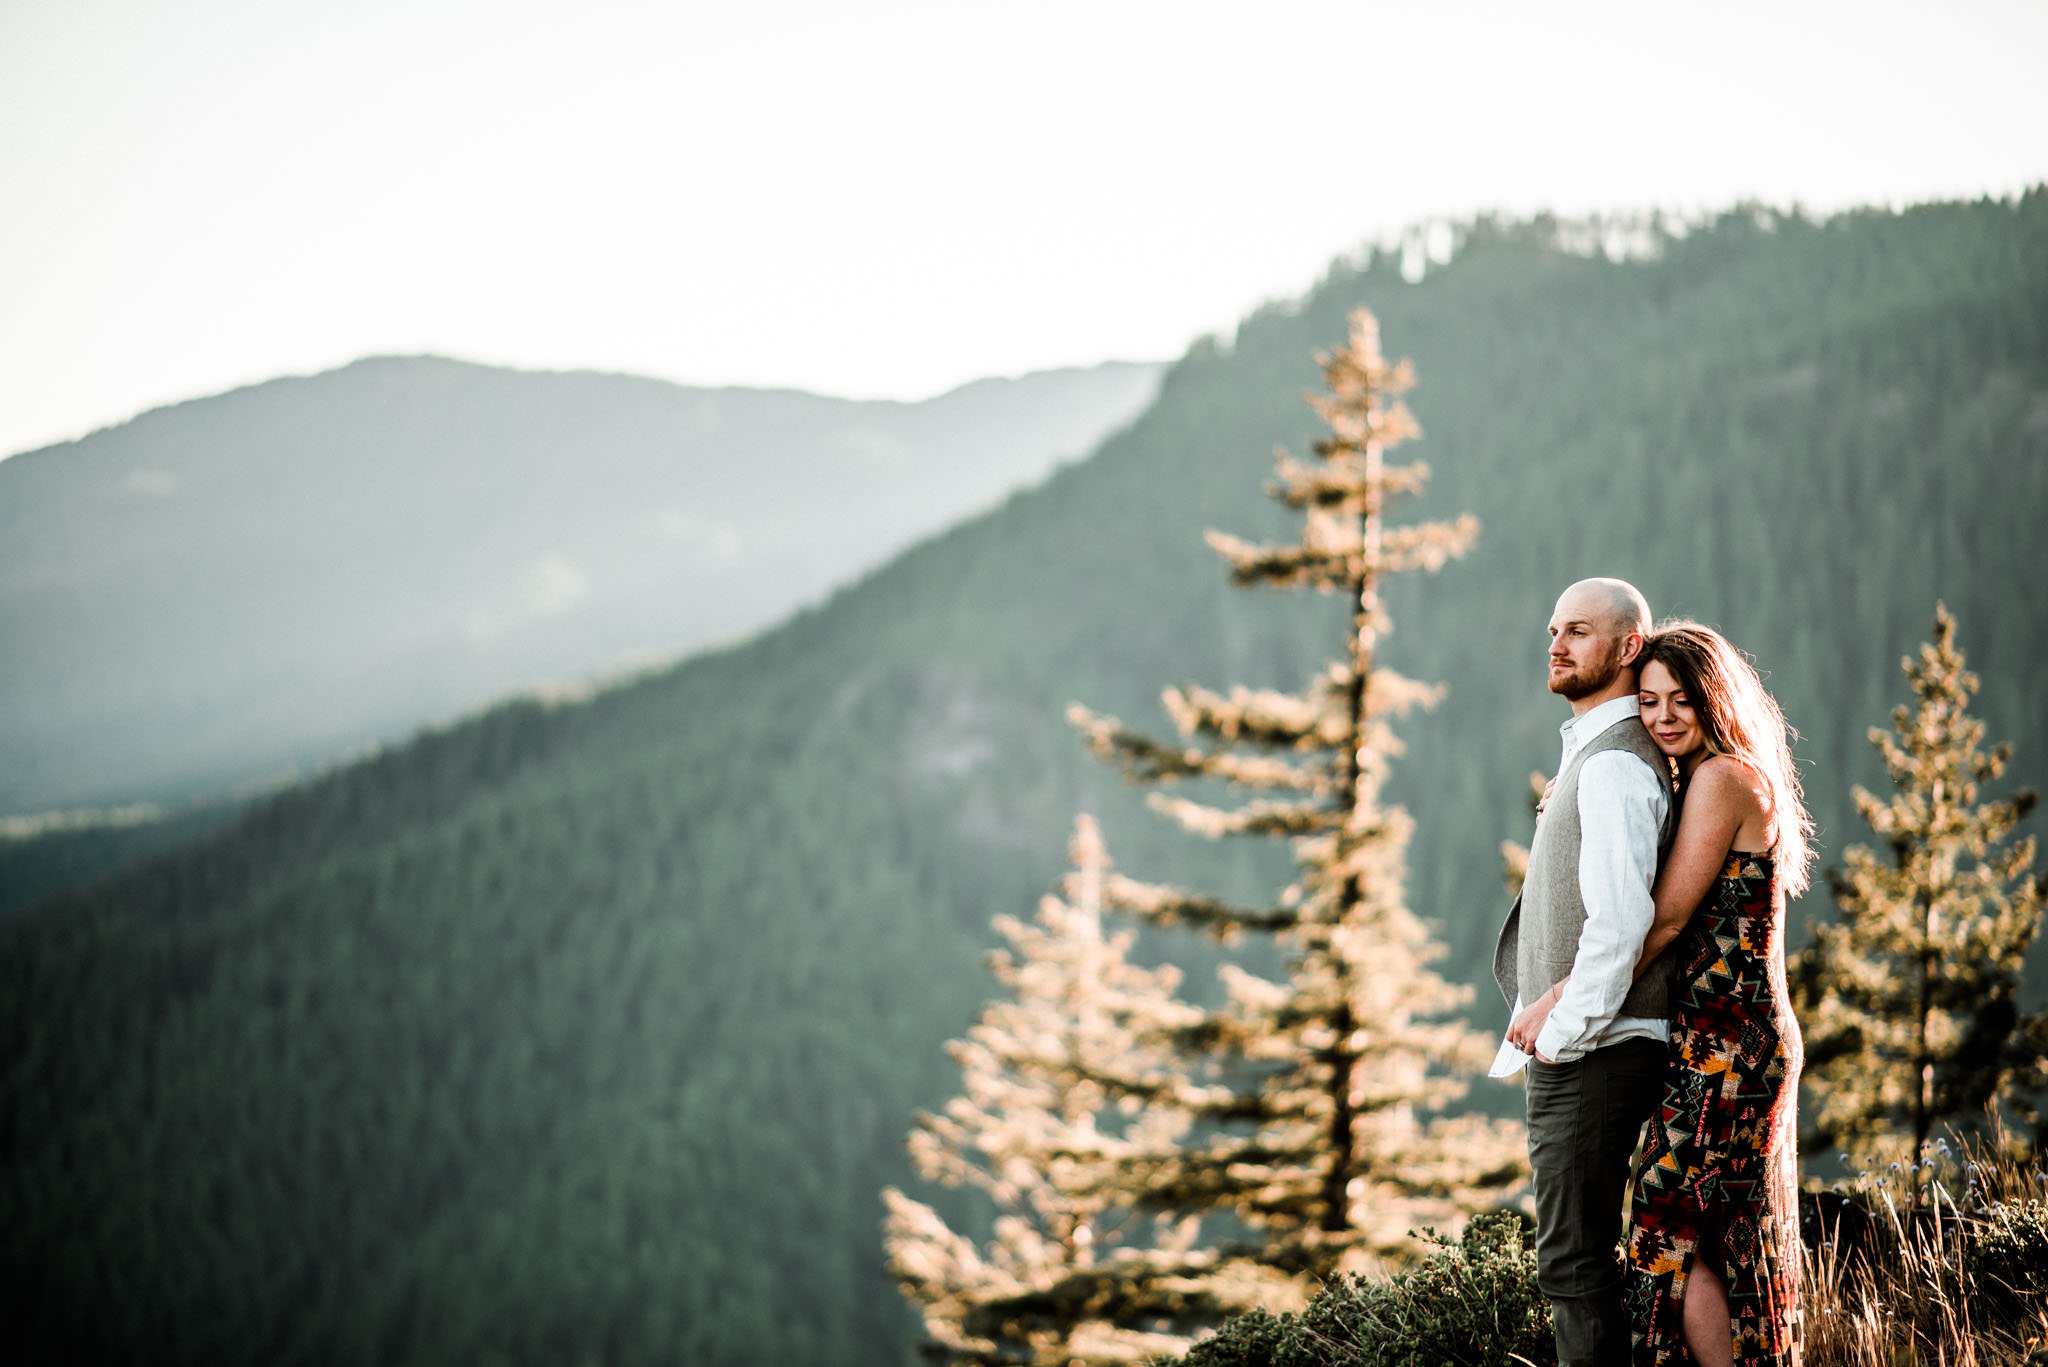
[1689,754,1769,817]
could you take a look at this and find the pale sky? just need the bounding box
[2,0,2044,459]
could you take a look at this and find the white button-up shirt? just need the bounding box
[1490,693,1670,1077]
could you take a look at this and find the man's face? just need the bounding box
[1546,592,1633,701]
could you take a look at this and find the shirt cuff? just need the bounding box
[1533,1016,1584,1064]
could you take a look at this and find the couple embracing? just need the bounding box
[1491,578,1813,1367]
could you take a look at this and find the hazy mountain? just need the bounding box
[0,357,1163,815]
[3,194,2043,1365]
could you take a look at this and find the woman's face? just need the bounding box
[1638,659,1706,761]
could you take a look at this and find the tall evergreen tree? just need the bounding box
[1795,605,2048,1170]
[882,815,1291,1366]
[1066,309,1525,1287]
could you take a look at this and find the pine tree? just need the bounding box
[1065,308,1526,1288]
[1795,604,2048,1172]
[882,815,1294,1366]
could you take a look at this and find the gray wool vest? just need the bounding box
[1492,714,1678,1018]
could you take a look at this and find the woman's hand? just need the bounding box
[1535,775,1558,821]
[1507,977,1567,1060]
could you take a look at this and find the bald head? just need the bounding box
[1555,577,1652,641]
[1546,577,1652,709]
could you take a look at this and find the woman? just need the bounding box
[1513,621,1812,1366]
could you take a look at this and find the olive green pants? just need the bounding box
[1525,1037,1666,1367]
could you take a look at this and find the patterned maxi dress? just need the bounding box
[1626,850,1803,1366]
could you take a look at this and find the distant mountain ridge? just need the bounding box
[0,355,1164,816]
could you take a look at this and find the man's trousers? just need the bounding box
[1525,1037,1667,1367]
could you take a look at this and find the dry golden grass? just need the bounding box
[1803,1122,2048,1366]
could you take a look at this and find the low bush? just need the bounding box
[1963,1197,2048,1307]
[1171,1211,1551,1367]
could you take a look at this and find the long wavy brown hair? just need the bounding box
[1639,621,1815,897]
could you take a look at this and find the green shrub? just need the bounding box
[1166,1212,1552,1367]
[1173,1307,1315,1367]
[1966,1199,2048,1303]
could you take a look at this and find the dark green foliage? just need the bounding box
[2,678,967,1366]
[1965,1199,2048,1305]
[1171,1309,1305,1367]
[0,798,243,917]
[1168,1213,1551,1367]
[2,196,2045,1365]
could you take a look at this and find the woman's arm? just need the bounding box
[1632,758,1756,975]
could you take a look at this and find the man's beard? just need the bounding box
[1550,641,1626,701]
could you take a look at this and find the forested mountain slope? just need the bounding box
[3,194,2043,1366]
[0,357,1161,815]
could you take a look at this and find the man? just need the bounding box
[1490,577,1675,1367]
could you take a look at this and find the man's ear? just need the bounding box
[1619,631,1644,667]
